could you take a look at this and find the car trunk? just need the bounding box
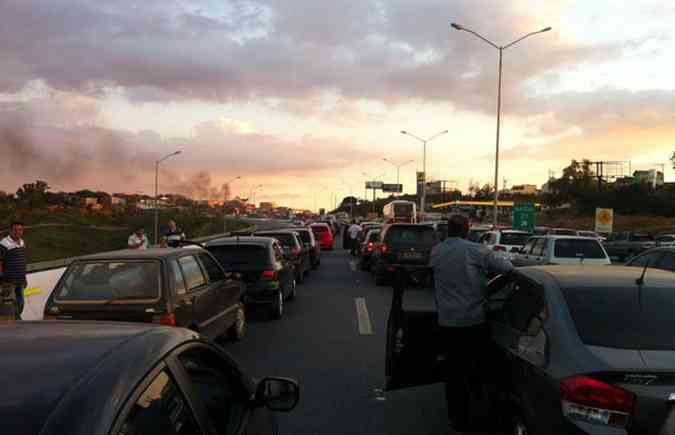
[206,245,272,284]
[52,302,157,323]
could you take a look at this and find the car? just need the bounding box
[204,237,296,319]
[310,223,334,250]
[513,235,611,266]
[0,322,298,435]
[654,233,675,247]
[625,246,675,271]
[477,229,532,260]
[255,230,311,283]
[603,231,655,260]
[468,224,492,242]
[358,223,382,244]
[371,224,438,286]
[289,227,321,269]
[547,227,579,236]
[386,265,675,434]
[577,230,605,242]
[43,247,247,341]
[359,229,381,271]
[421,220,449,241]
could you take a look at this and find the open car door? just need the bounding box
[385,267,443,391]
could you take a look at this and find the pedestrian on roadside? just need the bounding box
[0,222,28,319]
[430,213,514,432]
[347,220,361,256]
[161,219,186,248]
[127,227,148,250]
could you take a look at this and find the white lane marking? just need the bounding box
[355,297,373,335]
[349,260,357,271]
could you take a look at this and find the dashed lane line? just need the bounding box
[349,260,357,271]
[355,297,373,335]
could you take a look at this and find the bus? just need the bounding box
[382,200,417,224]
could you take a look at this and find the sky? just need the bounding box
[1,0,674,210]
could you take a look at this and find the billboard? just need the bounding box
[365,181,384,189]
[382,183,403,193]
[595,208,613,233]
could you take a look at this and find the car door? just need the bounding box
[385,269,442,391]
[178,255,216,334]
[529,238,547,265]
[169,343,275,435]
[197,252,242,336]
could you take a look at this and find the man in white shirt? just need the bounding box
[128,228,149,250]
[347,221,361,254]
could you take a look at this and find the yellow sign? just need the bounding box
[24,287,42,297]
[595,208,613,233]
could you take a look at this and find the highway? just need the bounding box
[222,233,449,435]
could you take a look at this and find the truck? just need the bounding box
[602,231,655,260]
[382,200,417,224]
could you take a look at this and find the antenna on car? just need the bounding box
[636,260,650,286]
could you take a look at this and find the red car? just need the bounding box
[310,223,334,250]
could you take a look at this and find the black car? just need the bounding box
[43,247,247,341]
[359,228,381,271]
[625,246,675,271]
[288,227,321,269]
[255,230,311,283]
[0,322,298,435]
[371,224,438,286]
[386,265,675,434]
[205,237,296,319]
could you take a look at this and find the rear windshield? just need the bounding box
[55,261,160,301]
[259,233,295,246]
[562,287,675,350]
[385,227,436,245]
[554,239,605,259]
[393,203,413,216]
[207,245,270,267]
[500,233,531,246]
[293,230,311,243]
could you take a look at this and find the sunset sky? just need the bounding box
[1,0,674,210]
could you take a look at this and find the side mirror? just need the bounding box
[255,377,299,412]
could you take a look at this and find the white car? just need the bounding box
[577,230,607,242]
[655,234,675,247]
[478,230,532,260]
[513,235,611,266]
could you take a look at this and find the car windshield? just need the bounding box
[554,239,606,258]
[259,233,295,247]
[55,261,160,301]
[206,245,269,267]
[499,233,531,246]
[562,286,675,350]
[386,227,436,245]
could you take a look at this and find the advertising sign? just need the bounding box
[365,181,384,189]
[512,203,536,232]
[595,208,613,233]
[382,183,403,193]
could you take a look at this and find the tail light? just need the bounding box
[367,242,374,252]
[44,315,58,320]
[152,313,176,326]
[261,270,277,280]
[380,244,389,254]
[560,375,634,427]
[493,245,507,252]
[292,246,301,256]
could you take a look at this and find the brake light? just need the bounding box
[367,242,374,252]
[560,375,634,427]
[44,315,58,320]
[292,246,301,256]
[380,244,389,253]
[152,313,176,326]
[261,270,277,280]
[493,245,507,252]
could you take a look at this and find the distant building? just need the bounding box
[111,196,127,207]
[83,197,98,207]
[633,170,664,187]
[511,184,538,195]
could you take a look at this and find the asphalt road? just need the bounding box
[221,230,450,435]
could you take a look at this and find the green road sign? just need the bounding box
[513,203,536,232]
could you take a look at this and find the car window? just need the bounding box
[272,244,284,261]
[178,348,247,435]
[531,238,547,256]
[385,227,437,245]
[179,256,207,291]
[170,259,187,295]
[501,282,546,334]
[627,251,662,268]
[117,370,202,435]
[655,253,675,271]
[207,245,271,268]
[500,232,532,246]
[520,239,536,254]
[258,233,295,247]
[553,239,606,259]
[489,233,498,245]
[198,253,226,282]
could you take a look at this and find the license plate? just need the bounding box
[401,252,423,260]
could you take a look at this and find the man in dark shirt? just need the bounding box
[0,222,27,319]
[161,219,185,248]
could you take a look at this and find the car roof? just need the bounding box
[521,265,675,289]
[204,236,276,247]
[529,235,598,240]
[75,246,202,261]
[311,223,330,227]
[0,322,202,435]
[493,229,531,234]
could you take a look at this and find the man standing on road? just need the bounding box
[430,214,513,432]
[161,219,185,248]
[347,220,361,255]
[128,227,148,250]
[0,222,28,319]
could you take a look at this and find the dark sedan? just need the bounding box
[0,322,298,435]
[371,224,438,286]
[255,230,311,283]
[43,247,247,341]
[205,237,296,319]
[386,265,675,434]
[288,227,321,269]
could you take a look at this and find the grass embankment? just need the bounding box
[0,210,248,263]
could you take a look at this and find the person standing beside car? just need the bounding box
[127,227,148,250]
[347,221,361,255]
[430,213,513,432]
[161,219,185,248]
[0,222,28,319]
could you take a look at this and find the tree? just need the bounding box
[16,180,50,209]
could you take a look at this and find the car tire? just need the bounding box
[228,305,247,341]
[271,290,283,319]
[288,279,297,301]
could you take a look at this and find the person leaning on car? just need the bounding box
[0,221,27,319]
[430,214,513,432]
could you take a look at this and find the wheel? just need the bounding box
[271,289,283,319]
[228,305,247,341]
[287,279,297,301]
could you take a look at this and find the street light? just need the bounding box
[451,22,551,227]
[401,130,448,220]
[250,185,263,206]
[382,158,414,186]
[154,150,181,246]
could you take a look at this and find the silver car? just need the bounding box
[514,235,611,266]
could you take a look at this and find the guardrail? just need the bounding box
[26,225,257,273]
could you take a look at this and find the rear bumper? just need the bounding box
[244,282,280,304]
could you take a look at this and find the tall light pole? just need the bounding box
[451,22,551,227]
[154,150,181,246]
[401,130,448,221]
[224,176,241,200]
[382,158,414,187]
[251,185,263,206]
